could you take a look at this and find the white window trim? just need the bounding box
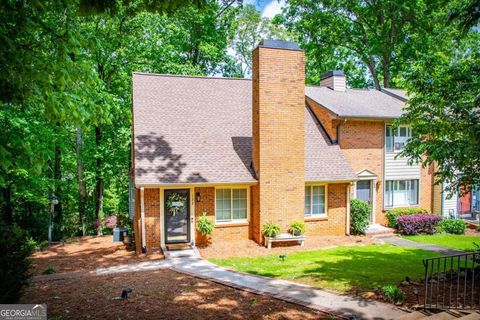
[385,124,412,154]
[384,179,420,209]
[214,186,250,224]
[305,184,328,218]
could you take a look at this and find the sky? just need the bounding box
[244,0,286,18]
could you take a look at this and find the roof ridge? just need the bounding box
[132,72,251,81]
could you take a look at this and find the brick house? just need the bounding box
[306,75,435,226]
[130,40,437,253]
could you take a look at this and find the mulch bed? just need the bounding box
[198,235,375,259]
[32,236,164,274]
[21,269,329,320]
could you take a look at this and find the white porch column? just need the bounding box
[346,183,351,235]
[140,187,146,249]
[371,178,377,224]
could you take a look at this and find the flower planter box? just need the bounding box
[264,233,305,249]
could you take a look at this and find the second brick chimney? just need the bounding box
[251,40,306,242]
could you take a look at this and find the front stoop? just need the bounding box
[162,244,200,260]
[365,224,396,237]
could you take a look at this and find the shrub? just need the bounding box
[350,199,371,235]
[289,221,306,236]
[0,223,35,303]
[261,222,280,238]
[437,218,466,234]
[92,219,102,231]
[42,266,56,275]
[386,207,429,229]
[197,213,214,236]
[397,214,442,235]
[383,285,405,305]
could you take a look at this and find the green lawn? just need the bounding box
[210,244,439,293]
[404,234,480,251]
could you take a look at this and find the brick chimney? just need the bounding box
[251,39,305,243]
[320,70,346,91]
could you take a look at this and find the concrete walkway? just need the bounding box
[92,252,405,319]
[379,236,466,255]
[169,257,405,320]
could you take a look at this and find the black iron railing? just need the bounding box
[423,252,480,310]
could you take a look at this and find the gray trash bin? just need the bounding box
[113,227,127,242]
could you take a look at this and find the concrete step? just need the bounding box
[365,224,396,236]
[396,311,430,320]
[458,313,480,320]
[423,312,456,320]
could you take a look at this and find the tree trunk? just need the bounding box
[1,184,13,224]
[366,61,381,90]
[76,126,86,236]
[53,138,63,240]
[382,54,391,88]
[95,126,104,236]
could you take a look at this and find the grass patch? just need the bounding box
[210,244,438,293]
[404,234,480,251]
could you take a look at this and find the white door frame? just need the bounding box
[354,170,378,224]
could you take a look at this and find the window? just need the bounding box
[215,188,247,222]
[305,185,326,217]
[384,179,419,207]
[386,125,412,152]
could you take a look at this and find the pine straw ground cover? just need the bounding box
[32,236,164,274]
[21,269,326,320]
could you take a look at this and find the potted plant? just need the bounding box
[289,220,306,236]
[261,221,280,238]
[196,212,214,246]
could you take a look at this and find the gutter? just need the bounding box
[135,181,258,188]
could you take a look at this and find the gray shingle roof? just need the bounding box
[133,73,356,186]
[306,86,406,119]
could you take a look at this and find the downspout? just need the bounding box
[346,183,351,235]
[140,187,146,251]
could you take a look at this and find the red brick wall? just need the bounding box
[144,188,161,252]
[420,163,434,212]
[133,188,161,254]
[194,187,250,244]
[338,120,386,224]
[252,45,306,243]
[306,183,349,236]
[307,97,339,141]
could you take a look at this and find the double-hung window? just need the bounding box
[386,125,412,152]
[384,179,419,207]
[305,185,326,217]
[215,188,248,222]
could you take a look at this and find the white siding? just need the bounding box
[320,76,346,92]
[384,153,421,180]
[442,182,458,217]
